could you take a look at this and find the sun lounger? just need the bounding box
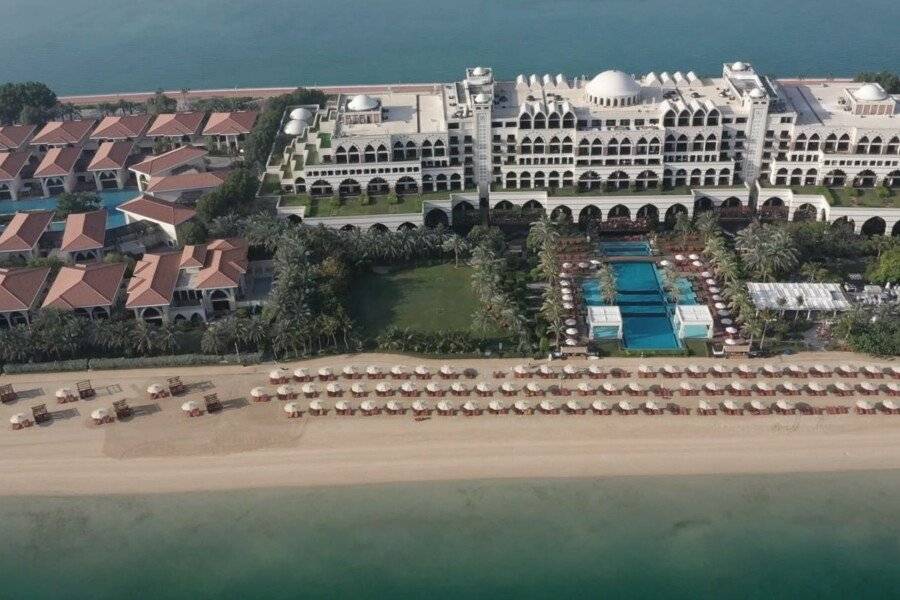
[76,380,95,399]
[112,399,133,419]
[167,377,186,396]
[31,403,51,424]
[204,394,223,413]
[0,384,17,403]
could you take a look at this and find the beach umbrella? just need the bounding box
[755,382,772,392]
[645,400,659,411]
[412,400,427,412]
[708,287,720,294]
[712,364,729,376]
[724,338,737,346]
[539,364,553,375]
[526,382,542,393]
[271,368,288,380]
[476,382,492,393]
[577,382,594,393]
[440,365,456,376]
[729,382,746,393]
[181,400,199,413]
[302,383,317,395]
[762,364,781,376]
[712,294,724,302]
[426,382,441,393]
[351,383,366,395]
[284,402,302,414]
[514,400,530,413]
[437,400,453,413]
[638,365,654,376]
[692,260,703,267]
[451,382,467,394]
[563,364,579,375]
[250,387,267,399]
[715,302,727,310]
[807,382,825,394]
[834,382,852,393]
[514,364,530,375]
[462,401,478,412]
[723,400,740,411]
[539,400,556,413]
[563,302,575,310]
[674,254,685,261]
[725,326,739,335]
[401,382,417,393]
[627,382,644,393]
[566,400,582,412]
[391,365,407,376]
[750,399,766,411]
[565,338,578,346]
[578,262,590,269]
[562,262,572,269]
[366,365,382,376]
[10,413,29,426]
[414,365,430,376]
[317,367,332,378]
[781,382,798,393]
[703,382,720,393]
[706,278,718,286]
[326,382,342,394]
[688,253,700,260]
[860,382,878,393]
[688,365,705,376]
[775,399,795,412]
[56,387,75,400]
[618,401,634,412]
[888,366,900,378]
[680,382,695,392]
[660,260,671,267]
[813,364,831,375]
[698,400,712,411]
[293,368,309,379]
[591,400,609,412]
[602,382,618,393]
[375,382,392,393]
[590,259,601,266]
[386,400,403,412]
[565,318,577,326]
[588,365,604,375]
[663,365,680,376]
[718,309,731,317]
[488,400,504,412]
[360,400,376,412]
[501,382,518,393]
[886,383,900,395]
[342,365,357,376]
[837,364,856,376]
[700,271,712,278]
[719,317,732,325]
[145,384,163,396]
[856,399,874,411]
[335,400,350,412]
[560,280,571,288]
[277,384,295,396]
[562,294,574,302]
[883,399,898,410]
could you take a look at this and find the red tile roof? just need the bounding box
[60,210,107,253]
[0,125,37,151]
[90,115,152,140]
[202,111,258,136]
[0,151,31,181]
[145,171,226,194]
[87,141,133,171]
[0,211,53,253]
[181,238,248,290]
[117,195,196,226]
[34,146,82,178]
[126,251,182,308]
[147,112,205,137]
[31,120,96,146]
[0,267,51,313]
[42,262,126,310]
[129,146,207,176]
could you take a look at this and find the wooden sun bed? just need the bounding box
[112,399,133,419]
[167,377,186,396]
[75,380,95,399]
[204,394,223,413]
[31,403,51,424]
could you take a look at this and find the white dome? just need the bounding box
[585,70,641,105]
[289,107,313,121]
[347,94,378,111]
[748,87,765,99]
[855,83,888,101]
[472,66,488,76]
[473,93,491,104]
[732,61,748,71]
[283,119,305,135]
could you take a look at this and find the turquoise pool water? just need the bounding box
[600,241,652,257]
[584,262,697,350]
[0,188,137,229]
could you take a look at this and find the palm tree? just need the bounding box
[131,320,159,356]
[735,223,798,281]
[694,211,720,243]
[597,264,618,305]
[526,214,559,254]
[673,212,694,249]
[442,234,469,267]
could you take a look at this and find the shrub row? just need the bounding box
[2,353,262,375]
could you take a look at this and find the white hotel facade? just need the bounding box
[272,62,900,235]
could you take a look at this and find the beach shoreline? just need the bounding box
[1,351,898,497]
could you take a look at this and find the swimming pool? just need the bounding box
[0,188,138,229]
[599,241,652,257]
[584,262,698,350]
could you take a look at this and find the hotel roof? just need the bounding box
[0,151,30,181]
[42,262,126,310]
[179,238,248,290]
[147,112,206,137]
[31,120,96,146]
[202,111,259,136]
[34,146,82,178]
[87,141,133,171]
[126,251,182,308]
[335,92,446,136]
[778,81,899,128]
[60,210,107,253]
[129,145,207,176]
[0,124,37,151]
[0,267,51,313]
[0,211,53,252]
[144,171,226,194]
[117,195,196,226]
[90,114,152,140]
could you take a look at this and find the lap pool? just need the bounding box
[0,188,138,229]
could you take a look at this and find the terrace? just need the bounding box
[758,181,900,209]
[279,190,452,217]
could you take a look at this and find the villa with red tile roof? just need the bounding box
[33,146,82,196]
[0,211,53,261]
[146,112,206,147]
[0,124,37,151]
[143,170,226,201]
[0,266,52,328]
[42,262,126,319]
[202,111,258,152]
[30,119,96,150]
[59,210,107,262]
[0,151,33,201]
[129,145,207,191]
[90,115,152,146]
[87,141,135,190]
[117,195,196,244]
[127,238,249,323]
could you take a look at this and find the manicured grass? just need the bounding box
[280,191,451,216]
[761,183,900,208]
[349,263,481,338]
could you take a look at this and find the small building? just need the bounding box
[86,141,134,190]
[129,146,208,191]
[117,195,196,245]
[128,238,248,323]
[0,266,52,328]
[59,210,107,262]
[0,150,32,201]
[0,124,37,151]
[587,305,623,340]
[41,262,126,319]
[90,115,152,146]
[143,171,226,202]
[30,120,96,151]
[746,282,852,317]
[202,111,258,152]
[0,211,53,261]
[146,112,206,148]
[33,146,82,196]
[672,304,714,339]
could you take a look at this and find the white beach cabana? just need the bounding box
[587,305,623,341]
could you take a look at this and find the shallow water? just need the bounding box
[5,0,899,94]
[2,472,899,599]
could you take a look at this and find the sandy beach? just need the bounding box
[1,351,898,497]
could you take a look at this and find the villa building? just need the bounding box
[0,266,52,328]
[271,63,900,236]
[0,151,32,201]
[117,195,196,245]
[130,146,208,191]
[127,238,250,323]
[146,112,207,148]
[0,211,53,261]
[30,120,96,152]
[90,114,152,148]
[58,209,107,262]
[33,146,82,196]
[0,124,37,151]
[41,262,126,319]
[142,171,227,202]
[202,111,258,152]
[86,141,135,190]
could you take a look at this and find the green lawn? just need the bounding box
[760,183,899,208]
[349,263,480,338]
[280,191,451,216]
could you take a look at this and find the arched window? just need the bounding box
[405,141,417,160]
[519,171,531,189]
[607,138,619,156]
[676,135,688,153]
[677,110,690,126]
[869,136,882,154]
[789,168,803,186]
[363,144,376,162]
[706,109,719,126]
[793,133,807,151]
[561,136,573,153]
[648,137,660,154]
[705,133,717,152]
[519,113,531,129]
[392,141,404,161]
[548,137,560,154]
[689,169,702,186]
[335,146,348,164]
[807,133,820,152]
[837,134,850,152]
[376,144,389,161]
[433,139,445,157]
[347,145,360,163]
[421,139,433,158]
[619,138,631,155]
[520,137,532,154]
[635,170,658,190]
[533,113,546,129]
[590,138,602,156]
[636,137,648,155]
[692,134,704,152]
[663,110,676,127]
[533,137,545,154]
[703,168,716,186]
[886,137,900,154]
[856,136,869,154]
[824,133,837,153]
[691,110,705,126]
[562,112,575,128]
[547,112,560,129]
[505,172,517,189]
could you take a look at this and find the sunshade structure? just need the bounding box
[746,282,851,313]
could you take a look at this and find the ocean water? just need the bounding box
[4,0,899,94]
[2,472,900,599]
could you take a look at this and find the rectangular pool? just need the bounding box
[599,241,652,257]
[0,188,138,229]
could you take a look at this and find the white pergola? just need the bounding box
[673,304,714,339]
[746,282,851,313]
[587,306,623,339]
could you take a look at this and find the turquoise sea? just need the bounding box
[4,0,900,94]
[3,472,900,599]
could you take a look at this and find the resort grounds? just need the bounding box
[1,351,898,497]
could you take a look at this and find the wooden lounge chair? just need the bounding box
[112,399,133,419]
[204,394,223,413]
[0,384,17,403]
[31,404,51,424]
[75,380,95,399]
[167,377,186,396]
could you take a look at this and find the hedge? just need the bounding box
[3,359,90,374]
[2,353,262,374]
